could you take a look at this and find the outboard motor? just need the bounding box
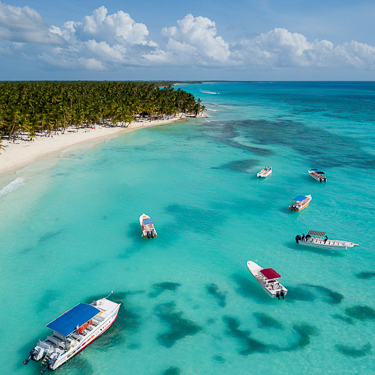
[151,230,156,238]
[280,290,285,299]
[40,358,52,375]
[295,235,301,243]
[276,291,281,301]
[23,348,38,365]
[147,231,151,238]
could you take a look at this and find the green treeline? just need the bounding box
[0,81,205,139]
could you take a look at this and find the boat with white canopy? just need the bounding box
[23,296,120,373]
[257,166,272,178]
[247,261,288,300]
[139,213,157,238]
[295,230,358,250]
[289,194,312,211]
[308,169,327,182]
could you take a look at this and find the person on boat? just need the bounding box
[324,235,328,243]
[302,232,305,241]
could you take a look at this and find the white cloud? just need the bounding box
[70,6,151,46]
[239,28,375,70]
[157,14,231,64]
[0,2,64,45]
[0,3,374,74]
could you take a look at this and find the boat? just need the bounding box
[139,213,157,238]
[257,166,272,178]
[23,295,120,373]
[295,230,359,250]
[247,261,288,300]
[308,169,327,182]
[289,194,312,211]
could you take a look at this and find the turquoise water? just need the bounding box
[1,82,375,375]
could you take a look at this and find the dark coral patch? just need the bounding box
[253,312,284,330]
[212,159,259,173]
[223,316,270,355]
[155,302,202,348]
[149,282,181,298]
[38,229,63,243]
[206,284,227,307]
[162,367,181,375]
[302,284,344,304]
[355,272,375,280]
[213,355,225,363]
[223,316,318,355]
[284,286,316,303]
[232,118,375,169]
[345,305,375,321]
[336,343,372,358]
[286,323,319,350]
[37,289,60,312]
[332,314,354,325]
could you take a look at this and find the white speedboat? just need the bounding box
[308,169,327,182]
[247,261,288,300]
[295,230,358,251]
[139,213,157,238]
[257,166,272,178]
[23,296,120,373]
[289,194,312,211]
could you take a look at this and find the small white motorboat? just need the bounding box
[257,166,272,178]
[247,261,288,300]
[23,296,120,373]
[139,213,157,238]
[289,194,312,211]
[295,230,358,250]
[308,169,327,182]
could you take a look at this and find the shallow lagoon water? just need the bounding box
[1,82,375,374]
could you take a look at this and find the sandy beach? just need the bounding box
[0,114,207,175]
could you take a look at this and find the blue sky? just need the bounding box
[0,0,374,80]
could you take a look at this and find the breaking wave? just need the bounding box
[0,177,24,197]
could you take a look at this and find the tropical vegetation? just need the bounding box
[0,81,205,140]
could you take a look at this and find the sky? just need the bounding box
[0,0,374,81]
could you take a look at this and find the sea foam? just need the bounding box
[0,177,24,197]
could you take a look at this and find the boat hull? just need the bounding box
[289,195,312,211]
[50,304,120,370]
[257,169,272,178]
[139,213,157,238]
[297,239,358,251]
[247,261,287,298]
[308,170,327,182]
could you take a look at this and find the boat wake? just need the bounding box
[0,177,24,198]
[200,90,220,95]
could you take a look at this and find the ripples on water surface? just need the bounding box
[1,82,375,375]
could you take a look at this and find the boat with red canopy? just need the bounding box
[247,261,288,300]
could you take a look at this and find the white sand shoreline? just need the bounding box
[0,114,208,176]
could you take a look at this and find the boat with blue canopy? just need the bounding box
[23,296,120,373]
[139,213,157,238]
[289,194,312,211]
[308,169,327,182]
